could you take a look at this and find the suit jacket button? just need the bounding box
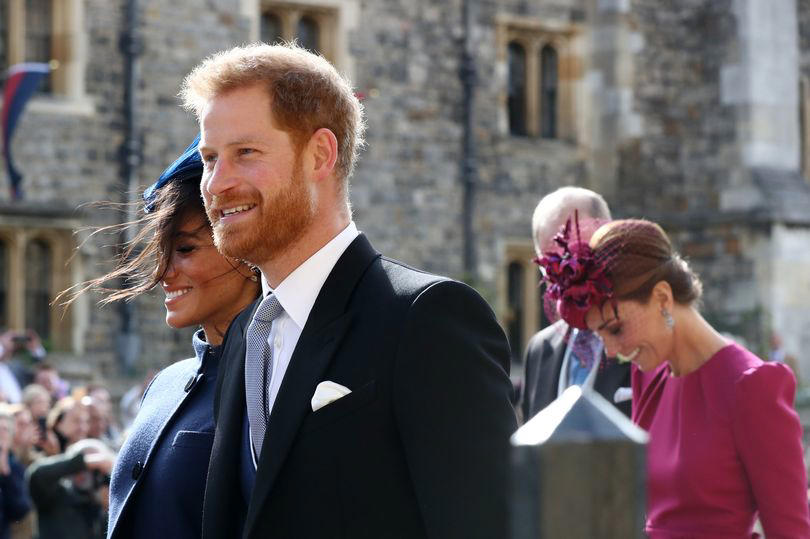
[132,461,143,480]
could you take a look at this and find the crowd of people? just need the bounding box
[0,41,808,538]
[0,331,123,538]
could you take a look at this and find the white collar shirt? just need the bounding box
[556,328,602,398]
[257,221,359,424]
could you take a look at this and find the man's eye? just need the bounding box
[176,245,195,254]
[238,148,255,156]
[609,326,623,336]
[201,154,217,165]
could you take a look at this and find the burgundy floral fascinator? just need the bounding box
[534,211,614,330]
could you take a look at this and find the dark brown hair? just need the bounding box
[56,179,206,306]
[590,219,703,305]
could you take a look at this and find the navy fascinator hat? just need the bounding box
[142,134,202,213]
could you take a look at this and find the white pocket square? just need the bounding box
[613,387,632,403]
[311,381,352,412]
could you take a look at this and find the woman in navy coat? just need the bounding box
[63,138,260,538]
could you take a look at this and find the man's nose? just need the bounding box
[202,158,238,198]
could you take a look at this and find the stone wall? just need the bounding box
[619,0,738,216]
[348,0,591,300]
[2,0,810,387]
[0,0,247,388]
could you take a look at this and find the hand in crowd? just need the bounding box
[39,430,61,457]
[0,329,45,361]
[82,446,115,476]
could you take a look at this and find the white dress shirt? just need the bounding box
[257,222,359,421]
[556,328,602,398]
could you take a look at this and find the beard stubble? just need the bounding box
[208,158,316,267]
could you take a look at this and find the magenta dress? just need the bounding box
[632,343,810,538]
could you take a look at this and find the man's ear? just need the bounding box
[308,128,338,181]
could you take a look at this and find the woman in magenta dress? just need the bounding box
[537,217,810,538]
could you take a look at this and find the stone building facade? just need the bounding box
[1,0,809,391]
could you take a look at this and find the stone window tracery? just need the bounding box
[260,2,337,61]
[0,0,86,100]
[24,239,51,340]
[498,18,578,141]
[540,45,558,139]
[0,223,75,351]
[499,243,546,362]
[508,41,528,136]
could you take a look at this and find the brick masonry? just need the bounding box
[2,0,810,387]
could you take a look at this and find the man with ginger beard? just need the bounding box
[182,43,517,539]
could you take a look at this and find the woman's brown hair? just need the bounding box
[590,219,703,306]
[56,178,206,306]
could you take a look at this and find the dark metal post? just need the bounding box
[117,0,142,373]
[510,387,648,538]
[459,0,478,280]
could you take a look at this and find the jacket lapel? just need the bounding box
[213,299,259,421]
[110,360,198,537]
[593,356,630,402]
[540,323,567,404]
[203,299,259,538]
[244,234,379,535]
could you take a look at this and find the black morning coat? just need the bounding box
[201,234,518,539]
[520,319,632,422]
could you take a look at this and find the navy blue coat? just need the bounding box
[107,330,221,539]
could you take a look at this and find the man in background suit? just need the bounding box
[182,43,517,539]
[519,187,632,422]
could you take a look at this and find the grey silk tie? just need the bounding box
[245,293,284,460]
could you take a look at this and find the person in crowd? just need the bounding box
[81,397,108,445]
[0,410,30,539]
[181,42,517,538]
[117,369,154,432]
[769,330,800,377]
[57,138,261,538]
[520,187,630,422]
[0,330,46,398]
[2,404,38,539]
[21,384,51,457]
[26,397,113,539]
[3,404,38,468]
[45,397,89,456]
[537,217,810,537]
[32,364,68,402]
[84,385,121,446]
